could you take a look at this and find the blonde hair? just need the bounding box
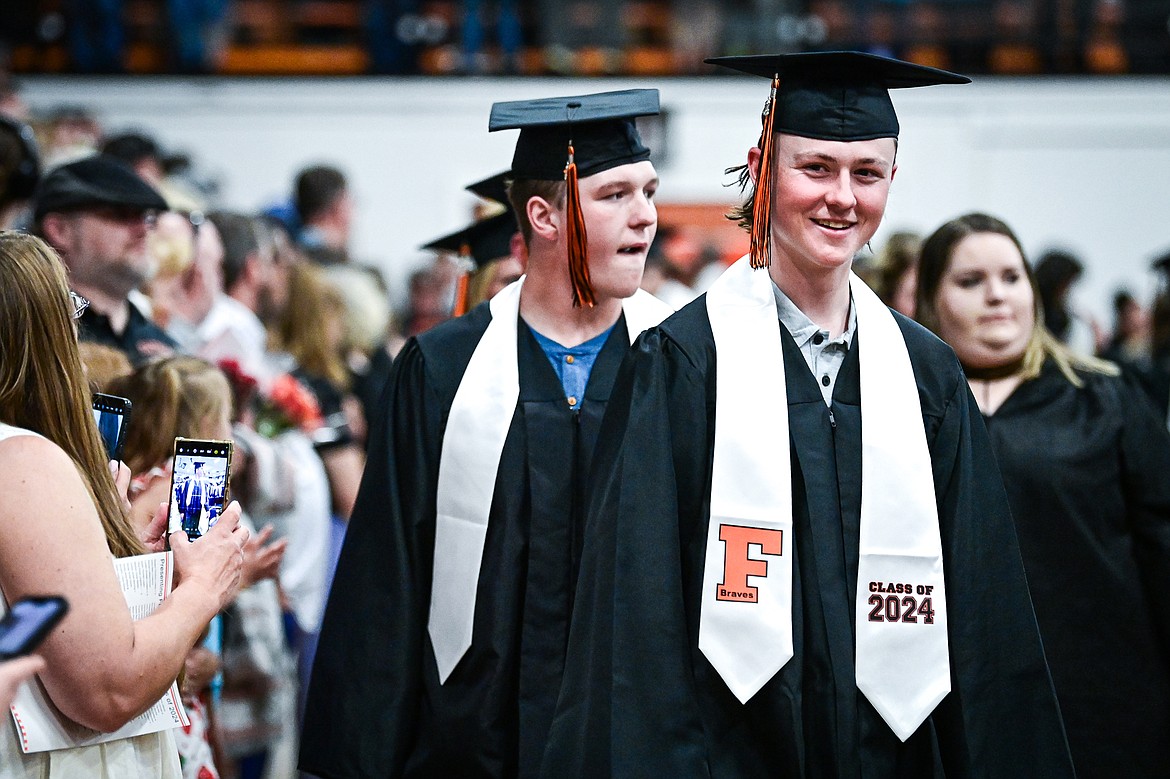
[0,231,144,557]
[272,263,350,389]
[78,341,133,393]
[916,213,1117,387]
[106,356,232,477]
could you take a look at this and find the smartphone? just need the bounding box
[167,438,232,543]
[0,596,68,660]
[92,393,132,461]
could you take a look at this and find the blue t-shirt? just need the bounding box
[528,324,615,410]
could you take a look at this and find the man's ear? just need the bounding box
[746,146,763,185]
[526,196,559,242]
[39,213,74,254]
[890,163,897,183]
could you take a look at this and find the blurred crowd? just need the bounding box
[0,75,479,779]
[2,0,1166,76]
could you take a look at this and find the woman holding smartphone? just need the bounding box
[0,231,248,776]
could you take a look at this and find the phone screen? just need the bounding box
[0,596,69,660]
[92,393,132,461]
[168,438,232,542]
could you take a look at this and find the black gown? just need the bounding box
[983,360,1170,779]
[299,300,632,779]
[541,297,1074,778]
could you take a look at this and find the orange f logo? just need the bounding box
[715,524,783,603]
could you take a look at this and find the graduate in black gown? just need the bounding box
[541,53,1074,778]
[916,212,1170,778]
[298,90,672,778]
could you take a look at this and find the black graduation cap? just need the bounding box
[488,89,659,308]
[466,170,511,208]
[488,89,659,181]
[705,51,969,270]
[705,51,970,142]
[422,211,516,271]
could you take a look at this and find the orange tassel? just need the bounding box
[452,241,472,316]
[750,75,780,270]
[564,142,595,308]
[452,272,470,316]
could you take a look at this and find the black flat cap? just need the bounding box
[422,211,517,270]
[489,89,659,180]
[34,154,168,220]
[705,51,970,141]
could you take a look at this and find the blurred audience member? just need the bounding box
[295,165,352,266]
[1100,289,1152,374]
[0,230,247,775]
[871,230,922,317]
[40,106,102,168]
[148,211,225,352]
[272,263,367,519]
[916,212,1170,778]
[0,115,41,229]
[647,225,720,308]
[78,341,133,392]
[109,356,296,779]
[33,154,175,363]
[1035,248,1098,355]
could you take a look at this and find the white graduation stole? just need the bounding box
[701,256,950,741]
[428,278,673,683]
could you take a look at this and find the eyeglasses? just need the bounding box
[69,290,90,320]
[86,206,159,229]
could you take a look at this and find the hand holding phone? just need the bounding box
[168,438,233,543]
[92,393,132,461]
[0,596,69,661]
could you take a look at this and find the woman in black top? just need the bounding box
[916,212,1170,778]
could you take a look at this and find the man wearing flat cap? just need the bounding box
[301,90,672,778]
[34,154,174,364]
[543,52,1074,776]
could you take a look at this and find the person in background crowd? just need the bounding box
[916,211,1170,778]
[0,229,248,776]
[870,229,922,317]
[294,164,353,266]
[0,114,40,229]
[1099,289,1152,375]
[78,341,133,390]
[1035,247,1098,355]
[110,355,295,779]
[33,154,176,364]
[543,53,1072,776]
[271,262,366,520]
[301,88,672,778]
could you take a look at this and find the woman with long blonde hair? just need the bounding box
[0,231,248,776]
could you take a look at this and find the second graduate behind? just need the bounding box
[542,53,1074,777]
[298,90,672,778]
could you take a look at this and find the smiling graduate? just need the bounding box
[540,52,1075,778]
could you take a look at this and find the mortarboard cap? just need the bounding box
[705,51,970,142]
[466,170,511,208]
[488,89,659,308]
[33,154,168,220]
[489,89,659,181]
[422,211,517,271]
[705,51,969,270]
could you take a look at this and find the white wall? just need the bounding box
[19,74,1170,321]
